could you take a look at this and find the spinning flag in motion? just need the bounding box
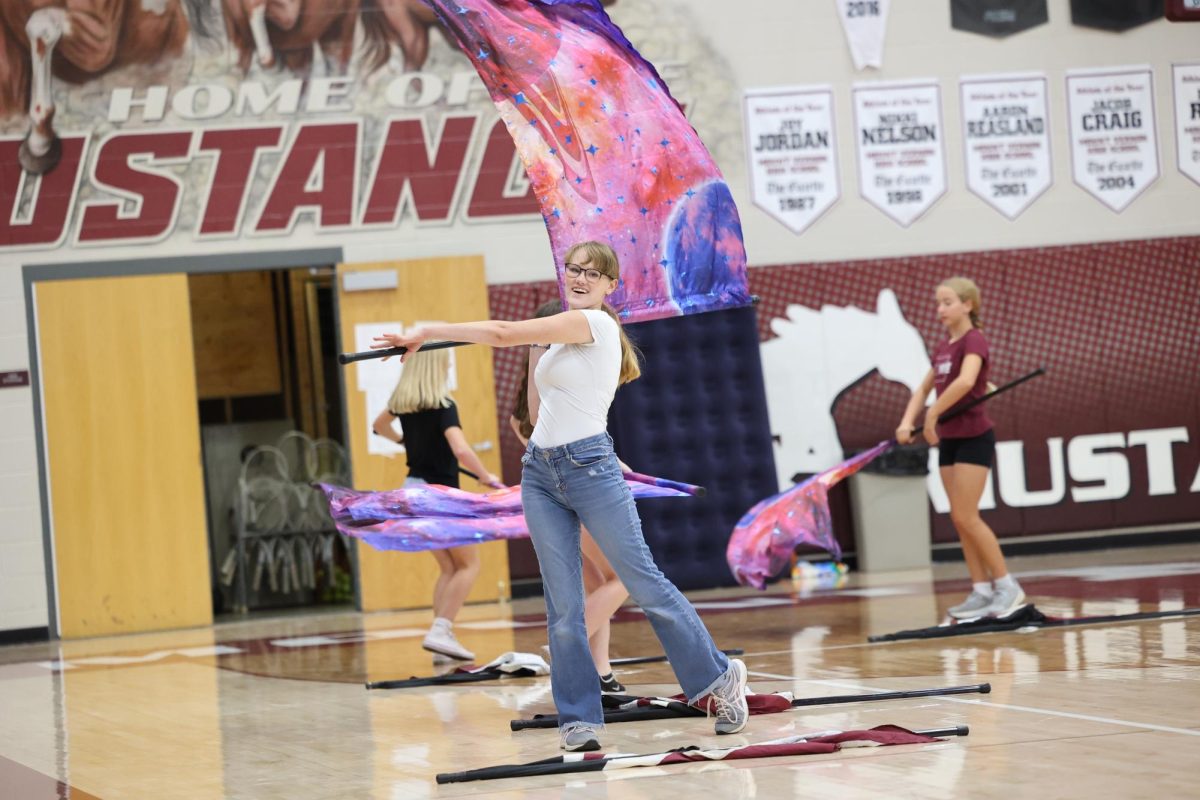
[320,471,701,552]
[728,440,894,589]
[425,0,751,322]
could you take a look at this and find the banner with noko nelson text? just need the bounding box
[852,79,947,227]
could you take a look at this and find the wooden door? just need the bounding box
[36,274,211,638]
[336,257,509,611]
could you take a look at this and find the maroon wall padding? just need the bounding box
[749,235,1200,545]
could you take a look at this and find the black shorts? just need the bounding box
[938,429,996,468]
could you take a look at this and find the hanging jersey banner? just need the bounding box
[852,79,947,227]
[959,72,1052,219]
[835,0,892,70]
[1166,0,1200,22]
[743,86,840,234]
[1065,66,1159,212]
[950,0,1048,37]
[1173,63,1200,187]
[1069,0,1162,31]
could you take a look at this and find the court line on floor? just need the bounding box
[746,671,1200,737]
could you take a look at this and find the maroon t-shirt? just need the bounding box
[931,329,993,439]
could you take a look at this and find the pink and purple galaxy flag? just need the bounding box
[426,0,750,322]
[727,441,895,589]
[320,470,701,552]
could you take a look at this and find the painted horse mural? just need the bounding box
[0,0,213,174]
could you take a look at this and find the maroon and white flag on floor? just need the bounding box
[834,0,891,70]
[1065,66,1159,212]
[852,79,947,226]
[1172,63,1200,187]
[437,726,953,782]
[960,72,1052,219]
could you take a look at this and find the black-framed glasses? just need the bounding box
[564,263,607,284]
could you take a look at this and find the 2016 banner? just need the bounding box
[960,72,1052,219]
[1065,66,1160,212]
[743,86,840,234]
[852,79,947,227]
[1173,63,1200,187]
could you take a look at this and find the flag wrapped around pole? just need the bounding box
[437,725,966,783]
[424,0,751,322]
[319,471,702,552]
[727,440,895,589]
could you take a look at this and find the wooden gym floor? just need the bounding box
[1,542,1198,799]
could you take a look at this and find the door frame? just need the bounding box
[22,248,344,638]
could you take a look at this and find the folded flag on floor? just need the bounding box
[437,725,965,783]
[319,471,701,552]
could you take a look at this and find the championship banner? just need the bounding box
[742,86,840,234]
[960,72,1052,219]
[851,79,947,227]
[1172,63,1200,187]
[834,0,891,70]
[425,0,751,323]
[1065,66,1159,213]
[950,0,1048,37]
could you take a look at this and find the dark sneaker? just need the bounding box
[599,673,625,693]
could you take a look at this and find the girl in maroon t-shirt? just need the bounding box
[896,278,1025,621]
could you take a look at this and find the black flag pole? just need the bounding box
[909,366,1045,437]
[509,682,990,731]
[338,339,469,365]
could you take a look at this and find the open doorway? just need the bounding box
[189,267,354,616]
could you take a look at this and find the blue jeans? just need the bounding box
[521,432,730,726]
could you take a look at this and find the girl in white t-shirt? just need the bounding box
[372,241,748,753]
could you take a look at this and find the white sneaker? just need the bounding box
[422,627,474,661]
[710,658,749,735]
[948,590,994,620]
[986,583,1027,618]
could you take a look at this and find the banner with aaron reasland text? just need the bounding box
[1172,63,1200,187]
[1065,66,1160,213]
[743,85,840,234]
[852,79,947,227]
[960,72,1052,220]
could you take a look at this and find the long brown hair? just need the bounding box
[512,300,563,439]
[563,241,642,384]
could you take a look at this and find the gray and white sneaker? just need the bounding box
[986,583,1027,618]
[948,590,994,620]
[560,721,601,752]
[710,658,749,735]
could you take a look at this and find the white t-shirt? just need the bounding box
[530,309,621,448]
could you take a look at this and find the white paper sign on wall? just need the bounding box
[1065,66,1160,212]
[852,79,947,227]
[743,85,840,234]
[960,72,1053,219]
[353,322,457,457]
[1172,62,1200,187]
